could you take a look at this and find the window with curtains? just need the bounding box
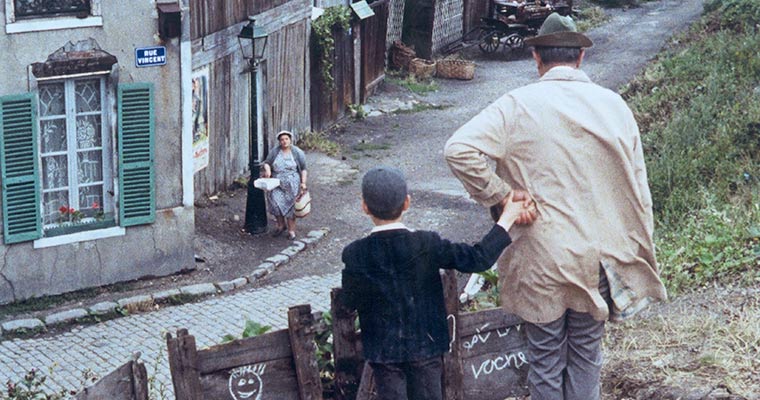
[0,81,155,244]
[37,77,112,229]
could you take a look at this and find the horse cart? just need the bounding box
[443,0,574,54]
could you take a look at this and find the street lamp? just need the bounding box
[238,17,269,234]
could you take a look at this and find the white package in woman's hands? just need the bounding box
[253,178,280,191]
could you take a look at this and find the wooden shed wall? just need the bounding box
[190,0,311,199]
[264,20,311,145]
[190,0,291,38]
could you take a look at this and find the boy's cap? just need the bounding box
[362,166,407,215]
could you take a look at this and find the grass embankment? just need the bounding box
[621,0,760,294]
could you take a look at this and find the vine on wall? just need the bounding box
[312,6,352,89]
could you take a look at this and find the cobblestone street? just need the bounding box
[0,273,340,396]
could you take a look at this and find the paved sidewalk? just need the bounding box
[0,272,340,397]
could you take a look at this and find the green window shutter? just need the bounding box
[118,83,155,227]
[0,93,42,244]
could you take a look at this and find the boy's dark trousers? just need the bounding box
[368,355,443,400]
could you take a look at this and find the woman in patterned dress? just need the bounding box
[262,131,308,240]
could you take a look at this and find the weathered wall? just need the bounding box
[190,0,311,198]
[0,208,194,304]
[0,0,194,304]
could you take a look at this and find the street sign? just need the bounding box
[135,46,167,67]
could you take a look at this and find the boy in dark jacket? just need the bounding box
[341,166,533,400]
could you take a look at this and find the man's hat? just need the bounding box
[524,13,593,48]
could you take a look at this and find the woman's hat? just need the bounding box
[524,13,593,48]
[277,130,294,141]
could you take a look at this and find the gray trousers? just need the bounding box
[525,271,611,400]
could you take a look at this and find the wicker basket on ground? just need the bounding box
[435,59,475,80]
[390,41,416,70]
[409,58,436,80]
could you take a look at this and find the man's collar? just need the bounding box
[371,222,412,233]
[540,65,591,83]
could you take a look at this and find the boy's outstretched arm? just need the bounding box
[438,191,536,273]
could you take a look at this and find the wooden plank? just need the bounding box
[360,0,389,102]
[200,357,301,400]
[167,329,203,400]
[131,359,149,400]
[73,361,134,399]
[197,329,293,373]
[355,363,377,400]
[331,288,364,400]
[457,308,529,399]
[287,304,323,400]
[442,270,464,400]
[459,308,523,335]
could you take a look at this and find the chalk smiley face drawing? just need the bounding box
[228,364,266,400]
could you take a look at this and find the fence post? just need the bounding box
[130,355,149,400]
[288,304,323,400]
[442,269,464,400]
[166,329,203,400]
[331,288,366,400]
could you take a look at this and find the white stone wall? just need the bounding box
[0,0,193,304]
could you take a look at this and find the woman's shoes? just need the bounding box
[287,231,296,240]
[271,227,286,237]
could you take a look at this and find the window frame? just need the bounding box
[5,0,102,34]
[36,72,115,235]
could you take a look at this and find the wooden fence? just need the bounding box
[463,0,491,38]
[73,354,148,400]
[331,270,529,400]
[360,0,389,103]
[310,23,356,132]
[166,304,322,400]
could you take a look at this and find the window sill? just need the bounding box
[6,16,103,34]
[34,225,125,249]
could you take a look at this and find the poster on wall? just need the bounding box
[192,67,210,173]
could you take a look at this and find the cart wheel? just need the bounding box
[505,33,524,50]
[479,31,501,53]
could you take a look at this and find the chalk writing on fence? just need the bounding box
[447,314,457,352]
[462,323,522,351]
[470,352,528,379]
[228,364,266,400]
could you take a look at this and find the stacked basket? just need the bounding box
[435,59,475,80]
[409,58,437,80]
[390,41,416,70]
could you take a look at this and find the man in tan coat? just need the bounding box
[444,13,667,400]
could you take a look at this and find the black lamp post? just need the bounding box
[238,17,269,234]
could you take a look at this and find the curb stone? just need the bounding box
[281,244,303,257]
[1,318,44,336]
[265,254,289,268]
[180,283,218,296]
[44,309,88,325]
[88,301,118,315]
[152,289,182,302]
[0,227,330,340]
[117,295,153,309]
[215,280,236,292]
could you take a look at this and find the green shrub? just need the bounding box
[704,0,760,32]
[621,1,760,292]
